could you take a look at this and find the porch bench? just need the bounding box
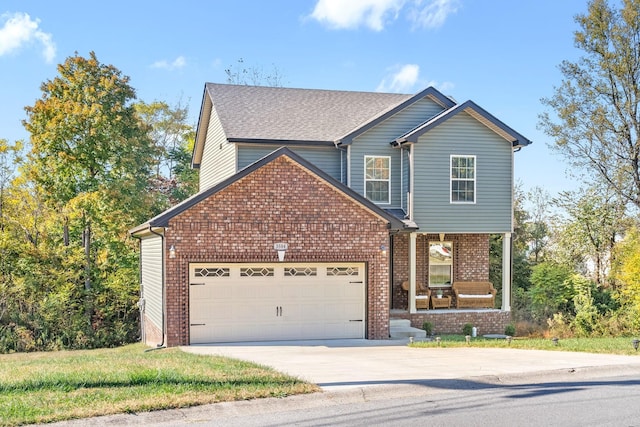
[452,281,496,309]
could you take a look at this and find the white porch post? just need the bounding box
[502,232,512,311]
[409,232,417,313]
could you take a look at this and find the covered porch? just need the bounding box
[390,232,512,335]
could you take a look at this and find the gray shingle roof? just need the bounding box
[205,83,412,142]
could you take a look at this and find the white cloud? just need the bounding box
[151,56,186,71]
[376,64,420,93]
[309,0,459,31]
[0,12,56,63]
[407,0,460,29]
[376,64,455,93]
[310,0,405,31]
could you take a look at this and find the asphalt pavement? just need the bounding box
[39,339,640,426]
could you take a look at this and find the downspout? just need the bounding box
[148,225,166,349]
[137,238,145,344]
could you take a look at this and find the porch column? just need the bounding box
[502,232,512,311]
[409,232,417,313]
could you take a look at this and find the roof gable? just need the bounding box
[336,86,455,145]
[393,100,532,148]
[132,147,409,235]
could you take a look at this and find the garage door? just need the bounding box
[189,262,365,344]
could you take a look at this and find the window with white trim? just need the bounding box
[429,241,453,287]
[451,155,476,203]
[364,156,390,204]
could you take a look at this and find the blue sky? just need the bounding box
[0,1,588,196]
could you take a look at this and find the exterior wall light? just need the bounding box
[380,245,388,255]
[169,245,176,259]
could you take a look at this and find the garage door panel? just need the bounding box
[189,263,365,344]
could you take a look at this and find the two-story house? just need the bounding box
[130,83,531,347]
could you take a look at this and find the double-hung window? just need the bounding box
[451,155,476,203]
[365,156,390,204]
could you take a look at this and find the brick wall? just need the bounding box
[391,233,490,309]
[161,155,391,346]
[394,310,511,335]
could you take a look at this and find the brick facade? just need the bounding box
[393,310,511,335]
[389,233,510,334]
[391,233,490,309]
[160,155,391,346]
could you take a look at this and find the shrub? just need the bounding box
[504,323,516,336]
[422,321,433,335]
[462,323,473,335]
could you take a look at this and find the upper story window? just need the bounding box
[364,156,390,204]
[451,155,476,203]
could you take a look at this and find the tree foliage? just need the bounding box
[539,0,640,208]
[0,52,170,352]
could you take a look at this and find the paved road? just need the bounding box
[39,340,640,426]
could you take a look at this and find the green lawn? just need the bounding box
[410,335,640,355]
[0,344,319,426]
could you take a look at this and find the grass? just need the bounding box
[0,343,319,426]
[410,335,640,355]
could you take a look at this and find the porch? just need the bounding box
[390,232,512,336]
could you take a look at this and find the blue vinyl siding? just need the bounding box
[237,145,342,181]
[350,97,444,208]
[413,112,513,233]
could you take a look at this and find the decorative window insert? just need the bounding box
[450,155,476,203]
[240,267,274,277]
[327,266,359,276]
[364,156,390,204]
[284,267,317,277]
[428,241,453,287]
[194,267,230,277]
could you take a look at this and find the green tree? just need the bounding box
[552,187,627,285]
[135,100,197,203]
[23,51,156,288]
[528,262,575,322]
[539,0,640,208]
[18,52,158,347]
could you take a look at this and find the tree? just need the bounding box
[524,186,551,264]
[539,0,640,208]
[225,58,286,87]
[134,100,198,204]
[134,100,191,178]
[552,187,627,285]
[0,139,23,232]
[22,52,157,340]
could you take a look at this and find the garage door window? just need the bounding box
[194,267,230,277]
[327,266,359,276]
[285,267,317,277]
[240,267,274,277]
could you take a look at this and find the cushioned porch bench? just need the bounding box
[452,281,496,309]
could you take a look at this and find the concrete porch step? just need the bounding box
[389,318,426,339]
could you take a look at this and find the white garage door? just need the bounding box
[189,263,366,344]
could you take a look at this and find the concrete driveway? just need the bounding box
[183,339,640,390]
